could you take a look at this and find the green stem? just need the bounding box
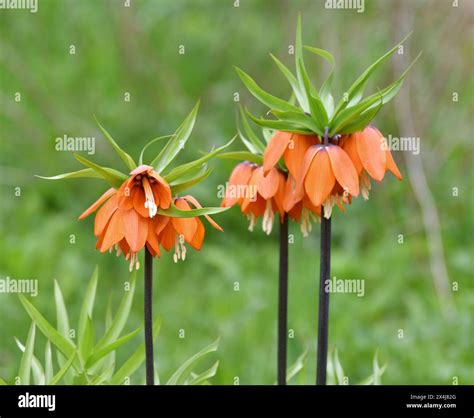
[144,247,154,385]
[278,214,289,385]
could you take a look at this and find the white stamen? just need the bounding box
[262,200,274,235]
[300,207,313,237]
[173,235,187,263]
[322,196,336,219]
[322,195,345,219]
[142,177,158,218]
[360,172,371,201]
[128,252,140,271]
[247,213,257,232]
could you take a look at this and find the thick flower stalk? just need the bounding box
[235,15,418,384]
[38,102,232,385]
[220,110,324,385]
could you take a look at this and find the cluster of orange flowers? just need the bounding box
[222,125,401,236]
[79,165,222,271]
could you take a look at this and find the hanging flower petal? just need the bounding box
[295,144,324,195]
[263,131,291,174]
[79,188,116,220]
[355,127,386,181]
[132,187,149,218]
[256,166,280,200]
[222,162,254,207]
[189,218,205,250]
[182,195,223,231]
[123,208,148,252]
[155,215,170,236]
[272,171,287,221]
[283,133,319,178]
[146,219,161,257]
[99,209,125,253]
[159,221,177,252]
[283,173,303,212]
[385,149,402,180]
[340,134,363,175]
[326,144,360,197]
[172,199,198,242]
[94,194,119,236]
[304,148,336,207]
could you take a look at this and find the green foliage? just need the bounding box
[157,202,228,219]
[37,102,233,213]
[152,101,200,173]
[237,15,419,137]
[326,349,387,385]
[93,115,137,171]
[3,267,219,385]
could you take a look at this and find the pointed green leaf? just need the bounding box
[304,46,335,116]
[15,335,45,386]
[235,67,300,113]
[329,90,384,135]
[86,326,141,369]
[245,110,313,134]
[151,101,200,173]
[94,116,136,170]
[238,106,266,153]
[78,266,98,360]
[18,323,36,385]
[218,151,263,165]
[50,352,77,385]
[373,351,382,385]
[333,31,413,116]
[186,361,219,385]
[164,136,235,183]
[139,134,174,165]
[88,300,115,377]
[36,168,104,181]
[339,101,383,134]
[80,316,95,363]
[73,154,127,188]
[271,109,323,135]
[170,167,213,193]
[334,349,345,385]
[18,295,79,372]
[270,53,308,112]
[285,349,308,383]
[110,317,161,385]
[158,202,228,219]
[44,341,53,384]
[329,52,419,136]
[167,338,219,385]
[54,280,70,339]
[364,52,421,112]
[36,167,127,186]
[87,364,115,385]
[295,15,328,128]
[95,272,136,350]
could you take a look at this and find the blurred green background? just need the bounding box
[1,0,472,385]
